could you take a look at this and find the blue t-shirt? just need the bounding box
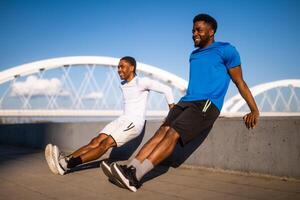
[181,42,241,111]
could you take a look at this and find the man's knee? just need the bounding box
[165,128,180,142]
[100,136,116,149]
[155,125,171,138]
[89,133,108,147]
[149,125,170,143]
[160,125,171,133]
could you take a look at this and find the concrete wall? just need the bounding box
[0,116,299,179]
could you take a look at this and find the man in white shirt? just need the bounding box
[45,56,175,175]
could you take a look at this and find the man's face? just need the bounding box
[118,59,134,80]
[192,21,214,48]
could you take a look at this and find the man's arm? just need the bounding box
[228,66,259,129]
[140,77,175,109]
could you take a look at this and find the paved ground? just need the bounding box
[0,145,300,200]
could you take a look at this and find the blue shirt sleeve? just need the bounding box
[223,45,241,69]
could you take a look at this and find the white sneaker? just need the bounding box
[45,144,59,174]
[101,161,125,188]
[52,145,68,175]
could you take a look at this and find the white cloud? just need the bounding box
[10,75,69,97]
[83,92,103,100]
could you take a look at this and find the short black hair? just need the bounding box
[120,56,136,75]
[193,14,218,34]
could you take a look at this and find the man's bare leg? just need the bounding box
[60,135,116,170]
[135,125,170,162]
[71,133,109,158]
[147,128,180,165]
[122,128,180,182]
[80,136,116,163]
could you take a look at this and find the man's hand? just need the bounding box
[228,66,260,130]
[243,111,259,129]
[168,103,175,110]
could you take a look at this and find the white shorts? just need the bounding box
[100,117,142,147]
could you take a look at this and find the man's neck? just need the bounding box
[125,75,135,82]
[200,38,215,49]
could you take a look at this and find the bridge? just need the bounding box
[0,56,299,197]
[0,56,299,121]
[0,56,186,120]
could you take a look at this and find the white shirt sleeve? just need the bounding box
[138,77,174,104]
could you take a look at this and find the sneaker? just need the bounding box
[44,144,59,174]
[52,145,68,175]
[111,163,141,192]
[100,161,125,188]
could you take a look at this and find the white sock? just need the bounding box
[128,158,141,169]
[136,159,154,181]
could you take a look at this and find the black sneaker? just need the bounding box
[111,163,141,192]
[100,160,125,188]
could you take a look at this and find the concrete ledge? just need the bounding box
[0,116,299,179]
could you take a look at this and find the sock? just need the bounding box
[136,159,154,181]
[128,158,142,180]
[128,158,142,169]
[67,156,82,168]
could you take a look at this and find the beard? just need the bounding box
[193,35,211,48]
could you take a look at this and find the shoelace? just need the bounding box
[118,165,134,180]
[127,166,136,177]
[122,165,141,188]
[58,153,65,162]
[58,153,68,170]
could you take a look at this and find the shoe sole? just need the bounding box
[52,145,66,175]
[111,163,137,192]
[45,144,59,174]
[101,161,125,188]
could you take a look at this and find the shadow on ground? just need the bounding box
[0,145,42,165]
[0,121,213,185]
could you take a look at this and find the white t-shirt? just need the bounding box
[120,76,174,130]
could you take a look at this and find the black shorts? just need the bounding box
[163,100,220,146]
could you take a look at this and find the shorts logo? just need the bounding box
[202,100,211,113]
[123,122,135,132]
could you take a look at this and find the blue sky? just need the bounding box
[1,0,300,99]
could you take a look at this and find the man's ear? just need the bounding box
[209,29,215,37]
[130,65,135,73]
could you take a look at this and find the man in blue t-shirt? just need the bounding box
[107,14,260,192]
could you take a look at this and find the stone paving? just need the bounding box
[1,145,300,200]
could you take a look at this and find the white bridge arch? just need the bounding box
[0,56,187,90]
[0,56,187,118]
[223,79,300,113]
[0,56,299,120]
